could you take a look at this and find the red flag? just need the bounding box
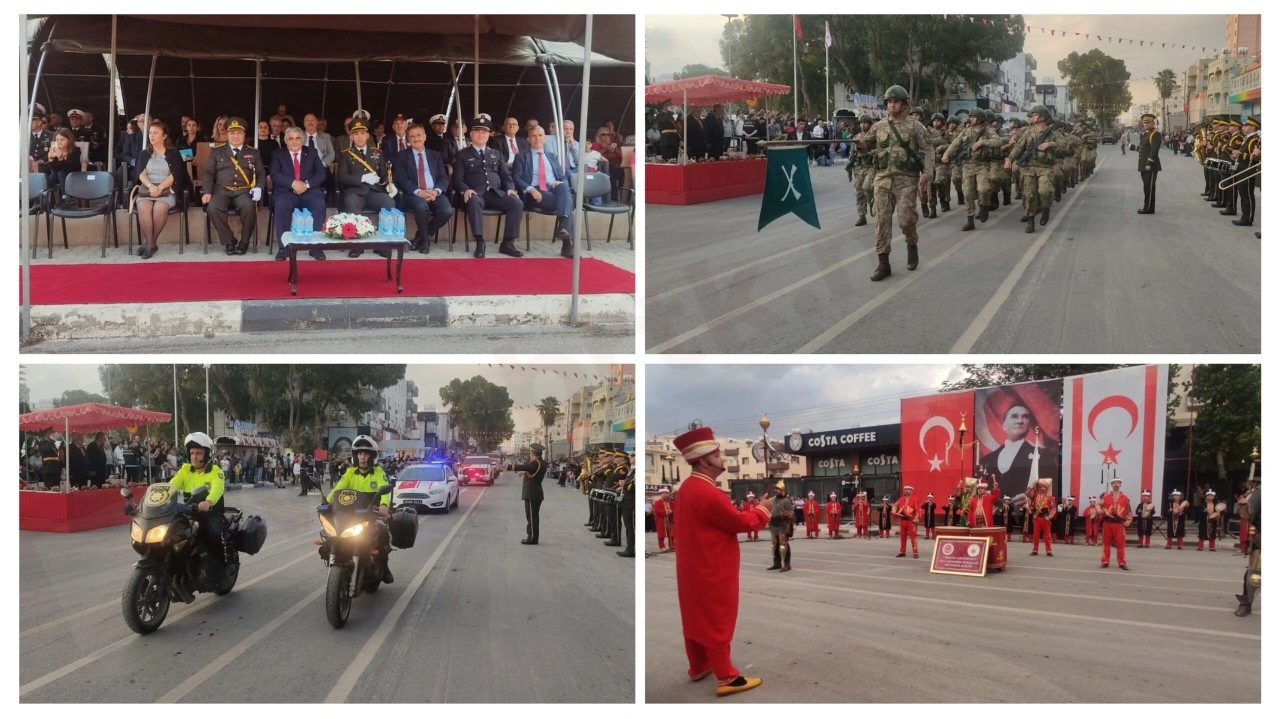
[1063,366,1168,504]
[793,15,802,39]
[900,390,975,506]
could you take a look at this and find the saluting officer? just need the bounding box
[511,443,548,545]
[201,117,264,255]
[1136,112,1162,215]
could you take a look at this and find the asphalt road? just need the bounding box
[645,531,1260,703]
[23,323,634,354]
[20,473,633,703]
[646,145,1261,354]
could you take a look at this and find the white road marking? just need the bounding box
[646,230,845,304]
[949,155,1109,353]
[324,487,488,703]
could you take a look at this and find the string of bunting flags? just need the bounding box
[941,15,1256,56]
[484,364,613,383]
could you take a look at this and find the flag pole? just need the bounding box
[825,21,830,120]
[792,15,799,121]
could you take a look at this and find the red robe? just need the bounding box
[825,500,841,534]
[894,495,921,526]
[676,472,771,647]
[804,498,821,534]
[853,499,870,529]
[966,487,1002,528]
[653,497,671,548]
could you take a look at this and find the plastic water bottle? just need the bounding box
[301,209,312,237]
[379,209,391,238]
[291,209,301,237]
[393,209,405,239]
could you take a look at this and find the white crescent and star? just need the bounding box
[918,416,955,472]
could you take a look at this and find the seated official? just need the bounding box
[392,123,453,254]
[452,115,524,258]
[200,117,264,255]
[545,120,580,173]
[337,118,395,258]
[490,115,529,169]
[271,127,329,261]
[512,126,575,258]
[424,113,456,172]
[134,120,187,260]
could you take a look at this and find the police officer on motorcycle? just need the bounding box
[327,435,394,583]
[170,432,230,576]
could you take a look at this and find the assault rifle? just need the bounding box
[1016,127,1055,167]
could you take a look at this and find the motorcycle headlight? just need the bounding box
[318,514,337,536]
[144,524,169,544]
[340,522,367,538]
[130,523,144,543]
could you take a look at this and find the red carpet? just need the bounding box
[21,257,634,305]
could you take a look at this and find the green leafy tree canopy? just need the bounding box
[439,376,516,453]
[1056,49,1132,129]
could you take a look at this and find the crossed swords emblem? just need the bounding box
[780,164,802,201]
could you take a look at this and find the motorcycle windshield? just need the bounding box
[136,483,181,520]
[330,489,377,533]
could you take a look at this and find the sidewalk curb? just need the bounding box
[27,294,634,340]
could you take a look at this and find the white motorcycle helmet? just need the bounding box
[352,435,379,469]
[184,431,215,469]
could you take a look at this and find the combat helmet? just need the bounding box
[858,113,874,124]
[909,106,924,117]
[931,112,946,124]
[1029,105,1052,121]
[883,85,910,101]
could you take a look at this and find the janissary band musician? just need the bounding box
[766,481,794,572]
[966,477,1002,528]
[804,491,821,539]
[744,492,761,542]
[1135,490,1156,548]
[1235,466,1260,618]
[921,493,937,539]
[653,487,673,553]
[1198,488,1222,551]
[1166,489,1189,549]
[1083,497,1101,546]
[1099,477,1132,570]
[894,485,921,558]
[826,492,843,539]
[1027,477,1057,557]
[1059,496,1078,545]
[853,491,871,538]
[878,495,893,539]
[671,425,771,697]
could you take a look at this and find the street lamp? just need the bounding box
[722,14,738,73]
[759,412,771,481]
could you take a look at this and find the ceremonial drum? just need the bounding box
[933,526,971,539]
[970,527,1008,572]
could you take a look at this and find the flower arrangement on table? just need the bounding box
[322,213,377,240]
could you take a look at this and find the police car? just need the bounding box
[392,462,460,513]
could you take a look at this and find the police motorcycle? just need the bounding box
[316,436,418,629]
[120,433,267,635]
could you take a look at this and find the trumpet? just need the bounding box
[1218,162,1261,190]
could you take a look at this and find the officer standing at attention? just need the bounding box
[1136,112,1162,215]
[657,106,680,161]
[201,117,264,255]
[511,443,548,545]
[860,85,934,282]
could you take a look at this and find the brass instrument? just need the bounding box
[1218,162,1261,190]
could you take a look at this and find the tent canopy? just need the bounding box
[645,75,791,106]
[19,402,172,433]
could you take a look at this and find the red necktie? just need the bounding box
[537,152,548,191]
[293,152,301,181]
[509,137,517,157]
[417,152,427,190]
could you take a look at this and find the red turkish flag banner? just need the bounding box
[900,390,975,506]
[794,15,803,39]
[1063,365,1168,507]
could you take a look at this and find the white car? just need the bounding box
[393,463,460,514]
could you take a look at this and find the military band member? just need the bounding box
[824,492,842,539]
[453,115,524,258]
[893,485,921,558]
[1083,497,1101,546]
[993,495,1010,532]
[804,491,821,539]
[1059,496,1077,545]
[943,494,956,527]
[1231,117,1260,227]
[654,486,673,552]
[1197,488,1221,551]
[862,85,934,281]
[767,481,794,572]
[1027,477,1057,557]
[745,492,761,541]
[921,492,937,539]
[967,479,1000,529]
[509,443,547,545]
[878,495,893,538]
[200,117,264,255]
[1218,120,1245,217]
[1134,490,1156,547]
[853,491,871,538]
[1136,113,1162,214]
[617,460,635,558]
[1166,489,1188,549]
[1099,478,1132,570]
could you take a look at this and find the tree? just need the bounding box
[1154,68,1177,131]
[438,376,515,452]
[537,396,562,455]
[52,389,110,407]
[673,63,729,80]
[1057,49,1132,129]
[1185,365,1261,483]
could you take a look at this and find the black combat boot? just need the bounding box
[1025,218,1036,233]
[907,244,919,271]
[1040,207,1050,226]
[869,253,892,281]
[921,198,930,216]
[1002,184,1011,205]
[961,216,975,232]
[955,183,964,205]
[767,546,782,570]
[854,215,867,227]
[977,203,989,223]
[939,187,950,213]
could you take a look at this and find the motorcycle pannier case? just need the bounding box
[236,514,268,555]
[389,508,418,549]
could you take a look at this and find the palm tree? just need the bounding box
[536,396,562,458]
[1154,69,1177,132]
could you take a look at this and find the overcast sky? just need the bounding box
[647,364,964,441]
[646,14,1236,105]
[21,364,617,433]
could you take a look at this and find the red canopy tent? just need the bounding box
[645,75,791,106]
[19,402,172,433]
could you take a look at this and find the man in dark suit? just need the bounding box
[1136,112,1162,214]
[271,126,329,260]
[337,119,395,257]
[978,403,1060,491]
[490,116,529,168]
[685,110,707,160]
[704,106,724,159]
[201,117,264,255]
[381,112,411,161]
[511,125,575,258]
[67,434,89,487]
[510,443,548,545]
[453,115,524,258]
[86,432,110,487]
[393,123,453,253]
[424,114,457,175]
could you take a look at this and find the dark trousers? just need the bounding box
[620,497,634,552]
[201,511,229,569]
[1237,178,1256,223]
[1140,171,1158,212]
[339,187,394,214]
[272,188,326,238]
[524,499,542,541]
[465,188,522,240]
[660,142,678,161]
[523,183,574,234]
[404,192,454,242]
[209,190,257,247]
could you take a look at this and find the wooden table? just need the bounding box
[278,232,410,295]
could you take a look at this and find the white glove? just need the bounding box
[249,187,262,202]
[361,172,379,185]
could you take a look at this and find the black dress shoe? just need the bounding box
[473,240,486,258]
[348,249,364,258]
[603,540,622,547]
[554,228,572,242]
[1136,209,1154,214]
[373,248,391,259]
[617,550,635,558]
[520,538,538,545]
[1220,209,1237,216]
[498,240,524,257]
[275,249,289,261]
[225,244,237,256]
[234,243,249,255]
[309,249,326,260]
[1232,219,1253,226]
[141,246,157,259]
[416,238,431,254]
[136,245,147,257]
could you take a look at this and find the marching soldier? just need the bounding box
[1197,488,1221,551]
[946,116,965,205]
[1166,488,1189,549]
[942,109,1001,232]
[1134,490,1156,548]
[654,486,673,552]
[908,107,936,218]
[860,86,934,281]
[1098,478,1132,570]
[1004,105,1058,234]
[1231,117,1260,227]
[766,481,794,572]
[988,113,1012,209]
[803,491,821,539]
[893,485,921,558]
[929,113,953,215]
[825,491,842,539]
[201,117,264,255]
[1136,112,1162,215]
[920,492,937,539]
[1006,117,1025,201]
[849,113,876,226]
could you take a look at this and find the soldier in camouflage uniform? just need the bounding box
[986,113,1012,210]
[926,112,951,216]
[946,116,964,205]
[942,109,1003,232]
[1062,124,1082,189]
[860,85,933,281]
[1006,118,1025,200]
[1076,121,1099,178]
[849,114,875,226]
[1050,122,1069,201]
[908,107,936,218]
[1004,105,1059,234]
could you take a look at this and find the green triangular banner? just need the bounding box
[758,146,821,232]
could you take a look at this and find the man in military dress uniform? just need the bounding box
[201,117,264,255]
[1136,112,1162,214]
[38,430,62,488]
[452,115,524,258]
[617,455,635,558]
[30,109,53,163]
[1231,117,1260,226]
[657,106,680,161]
[859,85,934,281]
[336,119,396,258]
[510,443,547,545]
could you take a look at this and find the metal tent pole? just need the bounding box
[354,61,363,112]
[253,59,262,148]
[473,16,480,118]
[569,15,593,327]
[106,16,117,173]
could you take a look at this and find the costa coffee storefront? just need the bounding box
[784,424,903,509]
